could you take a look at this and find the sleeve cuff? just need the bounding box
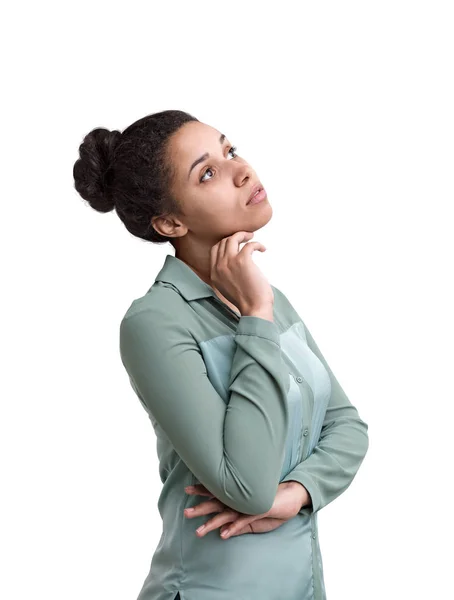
[235,315,281,346]
[281,472,322,514]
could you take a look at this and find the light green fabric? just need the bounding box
[119,253,369,600]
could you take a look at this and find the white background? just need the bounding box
[1,1,453,598]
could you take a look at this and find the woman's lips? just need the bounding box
[247,188,267,205]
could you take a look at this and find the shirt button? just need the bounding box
[312,532,316,539]
[303,428,309,436]
[296,376,303,383]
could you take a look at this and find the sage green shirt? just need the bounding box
[119,253,369,600]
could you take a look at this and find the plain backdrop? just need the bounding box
[1,1,453,598]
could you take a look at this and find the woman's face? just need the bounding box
[153,120,272,245]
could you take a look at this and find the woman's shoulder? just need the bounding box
[119,280,191,329]
[118,282,199,366]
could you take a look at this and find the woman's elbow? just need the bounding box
[221,484,276,516]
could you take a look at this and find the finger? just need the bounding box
[221,523,253,538]
[217,236,228,260]
[238,241,266,260]
[210,241,221,275]
[225,230,254,257]
[195,510,238,538]
[220,516,256,539]
[185,485,214,498]
[184,499,224,519]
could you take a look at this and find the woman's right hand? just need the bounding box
[210,231,274,316]
[184,482,301,539]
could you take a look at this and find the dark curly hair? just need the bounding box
[72,109,199,245]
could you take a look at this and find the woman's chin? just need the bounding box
[239,202,272,233]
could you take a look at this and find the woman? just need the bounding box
[73,109,369,600]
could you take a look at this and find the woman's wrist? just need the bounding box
[241,304,274,321]
[286,480,313,510]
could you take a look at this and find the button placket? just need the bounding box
[280,351,313,464]
[291,372,313,461]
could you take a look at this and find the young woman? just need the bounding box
[73,109,369,600]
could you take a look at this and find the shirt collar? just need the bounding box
[154,253,218,302]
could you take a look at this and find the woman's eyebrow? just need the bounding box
[187,133,226,179]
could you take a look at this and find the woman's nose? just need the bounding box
[233,162,254,186]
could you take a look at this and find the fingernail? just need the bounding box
[221,528,230,537]
[196,525,205,534]
[185,508,194,513]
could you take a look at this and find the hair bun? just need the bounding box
[73,127,122,212]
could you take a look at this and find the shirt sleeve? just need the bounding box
[119,307,290,516]
[277,300,369,515]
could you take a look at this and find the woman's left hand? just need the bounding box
[184,481,311,539]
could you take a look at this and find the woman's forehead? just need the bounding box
[172,122,223,155]
[170,122,225,175]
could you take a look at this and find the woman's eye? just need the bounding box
[200,146,238,183]
[200,167,214,183]
[227,145,238,159]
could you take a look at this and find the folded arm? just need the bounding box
[120,303,291,516]
[274,293,369,515]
